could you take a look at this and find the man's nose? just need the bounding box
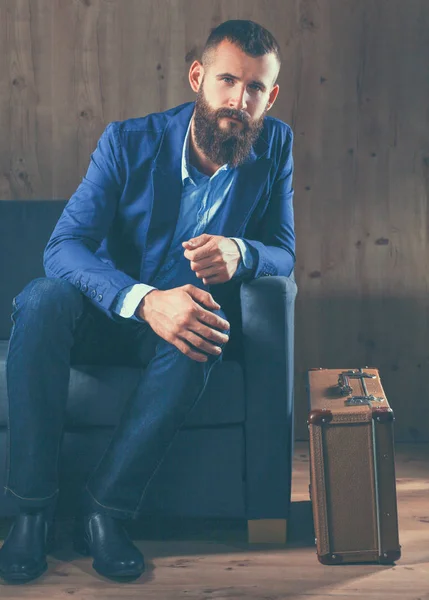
[229,87,247,111]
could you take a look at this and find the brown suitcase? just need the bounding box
[307,367,401,565]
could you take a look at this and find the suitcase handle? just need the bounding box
[337,369,384,406]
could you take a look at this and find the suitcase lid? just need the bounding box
[307,368,393,424]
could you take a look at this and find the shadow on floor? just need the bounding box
[0,500,316,561]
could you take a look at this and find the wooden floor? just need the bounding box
[0,442,428,599]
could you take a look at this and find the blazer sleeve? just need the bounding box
[43,123,140,316]
[241,125,296,278]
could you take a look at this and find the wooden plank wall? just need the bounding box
[0,0,428,441]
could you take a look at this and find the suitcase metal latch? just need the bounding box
[345,396,384,406]
[338,369,384,406]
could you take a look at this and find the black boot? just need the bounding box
[73,512,144,580]
[0,511,54,583]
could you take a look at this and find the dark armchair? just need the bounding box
[0,200,297,543]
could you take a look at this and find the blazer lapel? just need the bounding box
[141,103,194,281]
[212,148,272,237]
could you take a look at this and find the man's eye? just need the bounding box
[249,84,262,92]
[222,77,234,84]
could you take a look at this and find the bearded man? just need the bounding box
[0,19,295,583]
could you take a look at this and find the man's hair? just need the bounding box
[202,20,281,70]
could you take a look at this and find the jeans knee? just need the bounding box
[13,277,83,321]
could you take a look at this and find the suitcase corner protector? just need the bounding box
[372,408,395,422]
[317,553,343,565]
[379,549,401,564]
[308,408,333,426]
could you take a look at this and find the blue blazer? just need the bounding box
[44,102,295,318]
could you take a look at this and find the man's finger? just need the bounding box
[202,274,224,284]
[174,338,208,362]
[196,306,230,331]
[194,264,219,278]
[184,244,215,262]
[180,331,223,356]
[190,257,218,271]
[182,234,211,249]
[184,285,220,309]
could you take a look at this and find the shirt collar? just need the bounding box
[181,118,230,184]
[181,118,193,184]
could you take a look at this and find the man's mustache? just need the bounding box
[215,108,250,125]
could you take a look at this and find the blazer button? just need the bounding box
[75,281,81,289]
[97,294,103,302]
[81,283,88,292]
[90,290,96,299]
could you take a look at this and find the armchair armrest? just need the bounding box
[240,274,297,522]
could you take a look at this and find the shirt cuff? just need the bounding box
[230,237,254,278]
[111,283,157,320]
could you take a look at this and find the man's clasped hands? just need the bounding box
[137,234,242,361]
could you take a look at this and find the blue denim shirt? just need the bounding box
[112,120,254,318]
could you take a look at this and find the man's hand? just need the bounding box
[182,234,241,284]
[137,284,230,362]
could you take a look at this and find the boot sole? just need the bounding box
[0,561,48,583]
[73,538,144,579]
[93,561,144,580]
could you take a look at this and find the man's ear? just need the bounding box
[189,60,204,93]
[266,84,280,111]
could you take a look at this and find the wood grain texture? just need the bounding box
[0,442,428,598]
[291,0,429,441]
[1,0,429,440]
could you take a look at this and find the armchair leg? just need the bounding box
[247,519,287,544]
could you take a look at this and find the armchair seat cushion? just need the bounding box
[0,341,245,429]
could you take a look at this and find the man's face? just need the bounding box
[190,40,280,167]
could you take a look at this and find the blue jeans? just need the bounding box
[5,278,228,519]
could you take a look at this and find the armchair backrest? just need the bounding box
[0,200,66,338]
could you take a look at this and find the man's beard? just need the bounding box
[193,86,267,168]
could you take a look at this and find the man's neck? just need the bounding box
[189,118,222,177]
